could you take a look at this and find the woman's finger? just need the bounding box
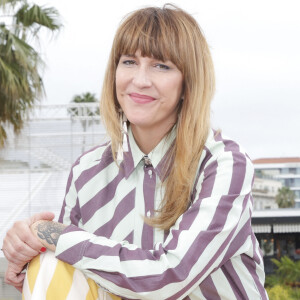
[3,238,39,264]
[5,263,25,288]
[3,222,43,263]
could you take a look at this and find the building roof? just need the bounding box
[253,157,300,164]
[252,209,300,233]
[252,209,300,226]
[253,209,300,218]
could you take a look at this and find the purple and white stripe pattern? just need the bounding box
[55,128,268,300]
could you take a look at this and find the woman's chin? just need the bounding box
[127,117,152,129]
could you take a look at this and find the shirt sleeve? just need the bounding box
[55,148,255,300]
[58,161,82,227]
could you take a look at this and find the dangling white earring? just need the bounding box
[121,112,128,152]
[117,110,129,161]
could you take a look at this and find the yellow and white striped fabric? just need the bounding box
[22,251,121,300]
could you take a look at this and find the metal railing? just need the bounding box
[0,104,108,261]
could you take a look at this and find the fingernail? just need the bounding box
[40,247,47,252]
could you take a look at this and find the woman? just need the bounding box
[3,5,268,299]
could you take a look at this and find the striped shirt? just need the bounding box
[55,127,269,300]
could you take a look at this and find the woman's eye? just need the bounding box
[122,60,136,65]
[155,63,170,70]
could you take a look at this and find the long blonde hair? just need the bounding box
[100,4,215,230]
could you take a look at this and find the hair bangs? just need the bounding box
[114,7,183,69]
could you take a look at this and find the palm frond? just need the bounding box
[0,47,42,95]
[0,0,61,147]
[1,25,39,64]
[15,4,62,32]
[0,123,8,147]
[0,0,21,11]
[271,256,300,284]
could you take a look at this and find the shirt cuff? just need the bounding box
[55,224,89,265]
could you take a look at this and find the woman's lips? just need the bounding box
[129,93,155,103]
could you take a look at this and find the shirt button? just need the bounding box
[147,211,151,217]
[148,170,152,176]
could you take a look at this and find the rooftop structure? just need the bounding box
[253,157,300,164]
[253,157,300,208]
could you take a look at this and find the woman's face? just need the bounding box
[116,50,183,135]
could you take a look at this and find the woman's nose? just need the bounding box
[132,66,152,88]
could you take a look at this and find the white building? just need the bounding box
[253,157,300,208]
[252,176,282,210]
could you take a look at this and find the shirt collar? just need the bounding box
[121,126,176,180]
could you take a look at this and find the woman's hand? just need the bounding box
[5,262,26,293]
[2,212,55,266]
[30,220,67,252]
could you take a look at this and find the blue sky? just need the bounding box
[34,0,300,159]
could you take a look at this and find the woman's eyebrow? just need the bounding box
[122,54,136,58]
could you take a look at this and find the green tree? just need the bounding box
[0,0,62,147]
[272,256,300,285]
[266,256,300,299]
[275,187,296,208]
[67,92,99,152]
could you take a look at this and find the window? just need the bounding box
[281,168,289,174]
[294,190,300,198]
[261,238,274,256]
[294,178,300,186]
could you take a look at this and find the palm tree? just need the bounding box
[272,256,300,285]
[0,0,62,147]
[275,186,296,208]
[265,256,300,298]
[67,92,99,152]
